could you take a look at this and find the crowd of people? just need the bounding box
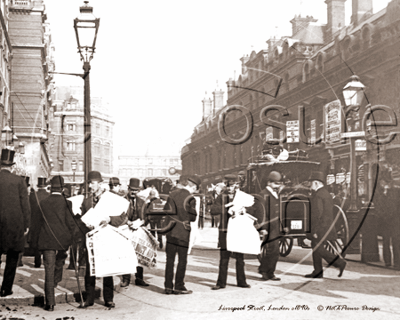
[0,147,357,311]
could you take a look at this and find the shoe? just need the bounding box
[34,264,41,268]
[0,289,13,297]
[174,289,193,294]
[211,285,225,290]
[120,280,130,288]
[78,301,94,308]
[164,288,175,294]
[44,305,54,311]
[105,301,115,308]
[238,283,251,288]
[338,261,346,277]
[305,272,323,278]
[135,278,149,286]
[262,274,281,281]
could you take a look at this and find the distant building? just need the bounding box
[49,86,115,183]
[117,144,181,188]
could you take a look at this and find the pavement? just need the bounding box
[1,221,400,320]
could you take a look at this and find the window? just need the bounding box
[104,160,110,174]
[96,124,101,135]
[148,168,153,176]
[94,158,100,170]
[170,158,174,165]
[134,158,139,165]
[67,124,75,131]
[162,169,167,175]
[67,142,76,151]
[105,126,110,137]
[79,161,83,171]
[58,160,64,171]
[94,144,100,155]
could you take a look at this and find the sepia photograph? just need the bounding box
[0,0,399,319]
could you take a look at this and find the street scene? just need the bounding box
[1,0,400,319]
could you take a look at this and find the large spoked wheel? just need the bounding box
[324,205,349,258]
[279,237,293,257]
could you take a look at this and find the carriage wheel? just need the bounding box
[324,205,349,258]
[279,237,293,257]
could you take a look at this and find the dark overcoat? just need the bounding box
[0,170,31,252]
[37,194,76,251]
[309,186,337,241]
[28,189,50,248]
[259,188,281,240]
[164,188,197,245]
[125,194,145,222]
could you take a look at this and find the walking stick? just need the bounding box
[71,242,84,308]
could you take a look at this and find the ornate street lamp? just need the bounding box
[74,1,100,198]
[1,125,12,147]
[343,75,365,212]
[18,142,25,155]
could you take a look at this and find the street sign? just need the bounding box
[355,139,367,151]
[325,100,342,144]
[341,131,365,138]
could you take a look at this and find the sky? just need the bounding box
[44,0,391,157]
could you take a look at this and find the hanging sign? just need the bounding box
[286,120,299,143]
[355,139,367,151]
[324,100,342,144]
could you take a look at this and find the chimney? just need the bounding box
[325,0,346,41]
[202,94,212,120]
[240,55,249,74]
[351,0,373,26]
[213,88,224,114]
[290,15,318,36]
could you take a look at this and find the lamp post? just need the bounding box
[71,159,77,182]
[74,0,100,198]
[1,125,12,148]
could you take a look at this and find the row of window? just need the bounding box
[119,157,180,166]
[65,142,111,156]
[65,122,112,138]
[119,168,168,177]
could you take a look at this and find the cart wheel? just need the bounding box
[279,237,293,257]
[324,205,349,258]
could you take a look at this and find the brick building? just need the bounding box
[49,86,115,184]
[8,0,54,185]
[182,0,400,260]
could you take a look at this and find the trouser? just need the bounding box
[34,248,42,267]
[259,239,279,277]
[42,250,68,306]
[84,250,113,304]
[122,266,144,284]
[311,239,345,273]
[0,249,20,293]
[164,241,189,291]
[216,249,246,287]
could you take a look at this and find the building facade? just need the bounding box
[8,0,54,185]
[49,86,115,184]
[182,0,400,258]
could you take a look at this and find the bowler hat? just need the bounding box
[268,171,282,182]
[188,175,201,188]
[1,149,15,166]
[21,175,30,187]
[224,174,237,186]
[109,177,121,186]
[308,171,325,184]
[50,175,64,188]
[88,171,103,183]
[128,177,141,190]
[37,177,47,188]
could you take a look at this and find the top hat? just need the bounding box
[308,171,325,184]
[187,175,201,188]
[128,178,141,190]
[1,149,15,166]
[50,175,64,188]
[88,171,103,183]
[109,177,121,186]
[37,177,47,188]
[21,175,30,187]
[268,171,282,182]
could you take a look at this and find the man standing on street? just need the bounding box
[0,149,30,297]
[258,171,283,281]
[210,174,251,290]
[37,176,76,311]
[78,171,127,308]
[163,175,200,294]
[305,171,346,278]
[120,177,150,288]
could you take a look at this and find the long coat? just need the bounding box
[0,170,31,252]
[37,194,76,251]
[309,186,337,241]
[28,189,50,248]
[259,187,281,241]
[164,188,197,245]
[125,194,145,222]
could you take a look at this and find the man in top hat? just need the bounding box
[0,149,30,297]
[78,171,127,308]
[17,175,31,267]
[37,175,76,311]
[306,171,346,278]
[163,175,200,294]
[29,177,50,268]
[258,171,284,281]
[120,177,150,287]
[210,173,251,290]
